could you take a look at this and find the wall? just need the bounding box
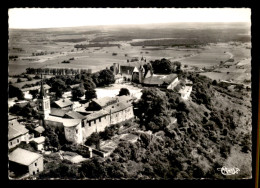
[28,156,43,175]
[64,122,83,144]
[110,106,134,125]
[82,114,110,140]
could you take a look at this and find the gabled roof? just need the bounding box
[63,119,82,128]
[54,98,73,108]
[50,108,70,117]
[85,109,109,121]
[8,122,29,140]
[8,148,42,166]
[143,74,178,86]
[64,111,85,119]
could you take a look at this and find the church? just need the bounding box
[37,77,135,145]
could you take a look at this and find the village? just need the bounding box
[8,57,194,179]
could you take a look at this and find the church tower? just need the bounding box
[37,74,50,119]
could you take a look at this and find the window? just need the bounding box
[89,121,91,127]
[10,142,12,145]
[76,129,78,134]
[99,117,101,122]
[35,163,37,166]
[94,120,96,124]
[33,171,35,175]
[37,169,39,173]
[17,139,19,143]
[82,121,85,128]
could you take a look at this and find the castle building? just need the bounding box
[112,57,148,83]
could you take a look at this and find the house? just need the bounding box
[8,120,30,149]
[32,136,45,151]
[8,148,44,176]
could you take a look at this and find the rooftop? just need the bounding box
[45,115,64,123]
[65,111,85,119]
[8,114,17,121]
[92,97,117,108]
[33,136,45,144]
[8,148,42,166]
[34,126,45,134]
[85,109,109,121]
[143,74,178,86]
[69,84,80,89]
[50,108,70,117]
[63,119,82,128]
[8,122,29,140]
[116,95,134,103]
[54,98,73,108]
[104,101,132,114]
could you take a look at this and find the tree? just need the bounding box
[118,88,130,96]
[135,88,170,131]
[72,86,85,101]
[9,85,24,100]
[17,78,22,83]
[173,61,181,71]
[97,69,115,86]
[85,132,100,149]
[150,58,175,74]
[51,79,66,99]
[29,89,39,99]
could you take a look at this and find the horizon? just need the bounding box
[8,8,251,29]
[9,21,251,30]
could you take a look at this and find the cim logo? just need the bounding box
[217,166,240,175]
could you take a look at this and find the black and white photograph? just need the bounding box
[7,8,252,180]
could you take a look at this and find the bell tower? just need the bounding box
[38,74,50,119]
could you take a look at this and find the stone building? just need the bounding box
[8,148,43,176]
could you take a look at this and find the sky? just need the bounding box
[8,8,251,29]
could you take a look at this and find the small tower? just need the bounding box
[37,74,50,119]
